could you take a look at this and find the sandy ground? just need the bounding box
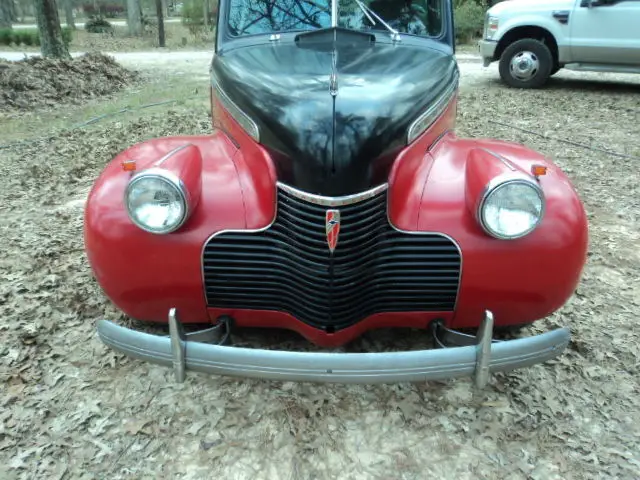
[1,51,640,479]
[3,48,639,86]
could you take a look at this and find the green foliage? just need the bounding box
[0,27,73,47]
[454,0,486,44]
[181,0,206,35]
[61,27,73,46]
[0,28,12,45]
[181,0,217,36]
[18,30,34,46]
[85,17,114,34]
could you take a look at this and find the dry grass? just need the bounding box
[72,23,215,52]
[0,61,639,479]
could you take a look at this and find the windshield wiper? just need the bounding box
[353,0,401,42]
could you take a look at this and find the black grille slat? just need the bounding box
[205,274,459,290]
[203,187,461,330]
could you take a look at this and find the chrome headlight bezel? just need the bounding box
[477,175,545,240]
[124,168,190,234]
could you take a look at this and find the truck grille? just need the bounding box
[202,186,461,331]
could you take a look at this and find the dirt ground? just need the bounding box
[0,55,639,479]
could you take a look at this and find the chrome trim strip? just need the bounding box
[407,70,459,144]
[331,0,337,27]
[276,182,389,207]
[478,148,517,171]
[153,144,193,167]
[211,75,260,141]
[476,173,546,240]
[124,167,190,235]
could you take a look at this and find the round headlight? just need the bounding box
[125,170,188,234]
[479,178,544,239]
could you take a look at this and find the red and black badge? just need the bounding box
[325,209,341,254]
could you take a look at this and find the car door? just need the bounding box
[569,0,640,65]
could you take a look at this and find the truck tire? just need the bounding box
[499,38,554,88]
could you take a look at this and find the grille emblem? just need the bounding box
[325,209,341,253]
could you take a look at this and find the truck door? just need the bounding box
[569,0,640,65]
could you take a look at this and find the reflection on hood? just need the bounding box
[213,33,457,196]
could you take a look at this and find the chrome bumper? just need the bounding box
[478,39,498,66]
[97,309,570,386]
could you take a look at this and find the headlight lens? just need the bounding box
[479,179,544,239]
[125,171,188,234]
[484,16,499,40]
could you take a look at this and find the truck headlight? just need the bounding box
[478,178,544,239]
[484,15,499,40]
[125,169,189,234]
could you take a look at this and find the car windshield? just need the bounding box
[227,0,444,38]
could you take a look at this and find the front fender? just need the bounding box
[496,16,567,49]
[84,132,276,324]
[389,133,588,329]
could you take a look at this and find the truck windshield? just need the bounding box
[227,0,444,38]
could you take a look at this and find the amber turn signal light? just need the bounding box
[122,159,137,172]
[531,165,547,177]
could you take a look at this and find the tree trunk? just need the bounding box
[34,0,70,58]
[155,0,165,47]
[203,0,209,28]
[0,0,13,28]
[63,0,75,29]
[161,0,167,19]
[126,0,142,36]
[16,0,26,22]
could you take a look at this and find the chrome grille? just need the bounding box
[202,187,461,331]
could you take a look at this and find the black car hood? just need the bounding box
[212,30,457,196]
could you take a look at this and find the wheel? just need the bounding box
[550,64,561,76]
[498,38,554,88]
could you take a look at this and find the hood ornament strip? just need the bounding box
[330,50,338,97]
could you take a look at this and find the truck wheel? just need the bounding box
[499,39,553,88]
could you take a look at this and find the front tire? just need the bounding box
[499,38,553,88]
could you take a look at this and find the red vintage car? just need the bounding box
[85,0,588,386]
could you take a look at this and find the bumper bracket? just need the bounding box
[475,311,494,388]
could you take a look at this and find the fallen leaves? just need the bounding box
[0,67,639,479]
[123,419,153,436]
[0,53,138,112]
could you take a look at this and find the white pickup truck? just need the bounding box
[478,0,640,88]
